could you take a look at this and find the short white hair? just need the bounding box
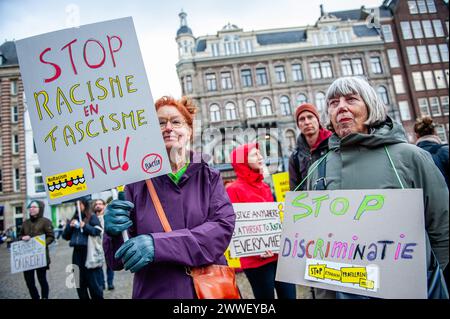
[324,76,387,131]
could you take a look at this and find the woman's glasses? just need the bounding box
[158,117,186,130]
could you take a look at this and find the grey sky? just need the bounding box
[0,0,382,98]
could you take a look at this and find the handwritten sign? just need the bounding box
[272,172,290,202]
[16,17,170,204]
[11,235,47,273]
[275,189,427,299]
[229,202,283,258]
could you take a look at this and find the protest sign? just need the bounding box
[275,189,427,299]
[16,17,170,204]
[229,202,283,258]
[11,235,47,273]
[272,172,289,202]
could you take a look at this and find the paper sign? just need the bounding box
[11,235,47,273]
[272,172,290,202]
[229,202,283,258]
[16,17,170,204]
[275,189,427,299]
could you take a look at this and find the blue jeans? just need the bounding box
[100,264,114,288]
[244,261,296,299]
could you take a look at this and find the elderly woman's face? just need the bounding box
[328,94,368,138]
[157,105,192,152]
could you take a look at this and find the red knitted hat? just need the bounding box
[294,103,321,128]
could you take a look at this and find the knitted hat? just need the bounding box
[294,103,321,128]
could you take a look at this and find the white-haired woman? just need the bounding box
[307,76,448,299]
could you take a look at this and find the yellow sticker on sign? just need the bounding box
[308,264,325,279]
[340,267,367,284]
[324,267,341,281]
[46,168,87,199]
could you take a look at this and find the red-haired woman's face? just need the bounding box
[157,105,192,153]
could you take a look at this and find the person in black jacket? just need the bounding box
[62,196,104,299]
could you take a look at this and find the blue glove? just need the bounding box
[104,200,134,237]
[115,234,155,273]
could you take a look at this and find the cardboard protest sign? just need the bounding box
[229,202,283,258]
[16,17,170,204]
[275,189,427,299]
[11,235,47,273]
[272,172,289,203]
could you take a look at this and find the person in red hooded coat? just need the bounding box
[226,143,296,299]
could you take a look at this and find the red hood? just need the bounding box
[230,143,264,184]
[311,128,332,152]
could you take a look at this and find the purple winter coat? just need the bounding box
[103,153,235,299]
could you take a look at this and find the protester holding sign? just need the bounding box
[227,143,296,299]
[62,196,104,299]
[307,76,449,298]
[18,200,54,299]
[103,96,235,299]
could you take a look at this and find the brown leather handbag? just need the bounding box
[145,179,240,299]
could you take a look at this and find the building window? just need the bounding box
[12,135,19,154]
[411,21,424,39]
[428,45,440,63]
[440,96,449,115]
[315,92,326,114]
[256,68,268,86]
[342,59,352,76]
[382,25,394,42]
[246,100,257,118]
[280,96,291,115]
[210,104,221,122]
[260,98,272,116]
[285,130,296,152]
[11,80,17,95]
[296,94,308,106]
[422,20,434,38]
[211,43,220,57]
[408,1,419,14]
[310,61,333,79]
[341,58,364,76]
[244,40,253,53]
[221,72,233,90]
[393,75,406,94]
[387,49,400,68]
[377,86,390,105]
[0,169,2,192]
[206,73,217,91]
[439,44,449,62]
[417,46,430,64]
[34,167,45,193]
[412,72,425,91]
[310,62,322,79]
[225,102,237,120]
[400,21,413,40]
[436,125,448,143]
[13,168,20,192]
[433,20,445,37]
[406,46,419,65]
[370,57,383,74]
[275,65,286,83]
[417,0,428,13]
[434,70,447,89]
[292,64,303,81]
[321,61,333,78]
[185,75,193,94]
[418,98,431,116]
[423,71,436,90]
[429,97,441,116]
[11,105,19,123]
[426,0,437,12]
[398,101,411,121]
[241,69,253,87]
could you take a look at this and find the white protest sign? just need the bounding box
[16,17,170,204]
[11,235,47,273]
[275,189,427,299]
[229,202,283,258]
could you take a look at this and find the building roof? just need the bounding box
[177,25,193,36]
[330,9,366,21]
[352,25,380,37]
[256,30,307,45]
[196,39,207,52]
[0,41,18,67]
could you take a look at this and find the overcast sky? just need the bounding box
[0,0,382,98]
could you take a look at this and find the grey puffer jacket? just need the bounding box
[308,117,449,269]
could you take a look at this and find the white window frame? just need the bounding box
[370,57,383,74]
[260,98,272,116]
[400,21,413,40]
[34,167,45,193]
[411,21,424,39]
[428,45,440,63]
[408,1,419,14]
[393,75,406,94]
[417,45,430,64]
[209,104,221,122]
[387,49,400,68]
[439,45,449,62]
[418,98,431,116]
[423,71,436,90]
[280,96,291,116]
[398,101,411,121]
[417,0,428,13]
[13,168,20,192]
[429,97,441,116]
[275,65,286,83]
[432,20,444,37]
[12,135,19,154]
[292,64,303,81]
[440,96,449,115]
[11,105,19,123]
[426,0,437,13]
[406,46,419,65]
[245,100,257,118]
[382,25,394,42]
[422,20,434,38]
[436,125,448,143]
[412,72,425,91]
[434,70,447,89]
[225,102,237,120]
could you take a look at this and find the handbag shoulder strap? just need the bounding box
[145,179,172,232]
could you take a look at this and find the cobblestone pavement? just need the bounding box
[0,240,312,299]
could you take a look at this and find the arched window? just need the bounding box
[285,129,296,152]
[260,98,272,116]
[377,86,390,105]
[315,92,326,114]
[225,102,237,120]
[280,96,291,115]
[210,104,221,122]
[296,93,308,106]
[246,100,257,118]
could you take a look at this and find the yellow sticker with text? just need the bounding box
[309,264,326,279]
[46,168,87,199]
[324,267,341,281]
[340,267,367,284]
[359,278,375,290]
